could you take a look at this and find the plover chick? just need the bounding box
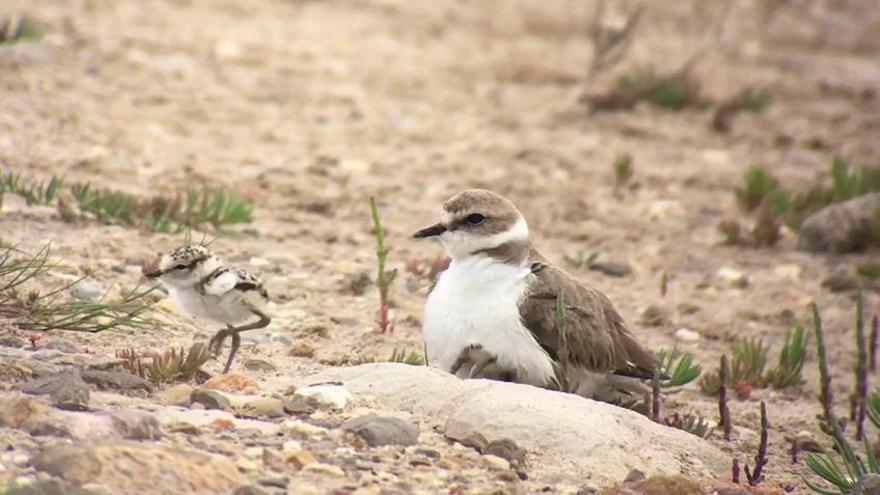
[413,189,659,403]
[144,244,271,374]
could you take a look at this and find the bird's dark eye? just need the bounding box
[466,213,486,225]
[174,264,188,270]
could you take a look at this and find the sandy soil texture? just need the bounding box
[2,0,880,492]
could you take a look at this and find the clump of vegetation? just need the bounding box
[652,347,702,428]
[721,166,792,246]
[664,412,714,439]
[369,197,396,333]
[0,171,64,206]
[387,347,425,366]
[855,261,880,280]
[0,244,153,333]
[0,15,42,45]
[117,343,211,385]
[712,87,773,133]
[736,167,782,213]
[70,183,254,232]
[868,391,880,432]
[700,338,768,396]
[0,170,254,232]
[588,67,767,119]
[613,153,634,196]
[766,326,808,389]
[657,346,701,387]
[805,301,880,494]
[729,338,770,388]
[725,158,880,247]
[718,220,743,246]
[700,328,806,395]
[585,68,707,112]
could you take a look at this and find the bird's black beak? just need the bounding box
[413,223,447,239]
[142,257,164,278]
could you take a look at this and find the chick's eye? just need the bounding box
[174,264,188,270]
[466,213,486,225]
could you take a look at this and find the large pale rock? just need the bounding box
[33,442,242,495]
[797,193,880,253]
[305,363,727,487]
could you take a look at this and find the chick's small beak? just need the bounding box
[413,223,447,239]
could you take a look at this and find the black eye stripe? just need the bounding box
[446,213,489,231]
[466,213,486,225]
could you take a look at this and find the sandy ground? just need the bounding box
[2,0,880,492]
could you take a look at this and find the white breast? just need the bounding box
[169,287,254,325]
[422,257,555,387]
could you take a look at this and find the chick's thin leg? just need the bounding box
[209,324,234,357]
[468,353,498,378]
[221,310,271,374]
[450,344,484,376]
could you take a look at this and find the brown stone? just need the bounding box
[202,372,260,393]
[33,441,243,494]
[289,342,315,358]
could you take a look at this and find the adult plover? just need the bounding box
[413,189,658,402]
[144,244,271,374]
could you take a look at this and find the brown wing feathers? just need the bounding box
[521,251,658,380]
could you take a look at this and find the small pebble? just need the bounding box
[716,267,748,288]
[674,328,701,343]
[284,419,329,436]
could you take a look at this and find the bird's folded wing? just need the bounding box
[202,270,240,296]
[521,252,657,380]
